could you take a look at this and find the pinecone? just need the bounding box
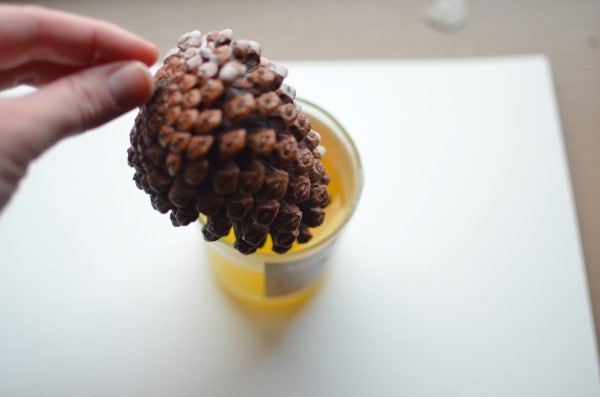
[128,29,331,254]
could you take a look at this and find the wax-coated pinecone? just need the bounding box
[128,29,331,254]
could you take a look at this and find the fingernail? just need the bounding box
[107,61,154,109]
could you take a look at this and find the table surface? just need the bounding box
[11,0,600,352]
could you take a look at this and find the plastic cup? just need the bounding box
[203,99,363,307]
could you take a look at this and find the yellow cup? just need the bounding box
[204,99,363,307]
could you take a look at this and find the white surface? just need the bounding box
[1,56,598,396]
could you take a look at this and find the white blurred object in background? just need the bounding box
[424,0,470,33]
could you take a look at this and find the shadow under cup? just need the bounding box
[203,99,363,307]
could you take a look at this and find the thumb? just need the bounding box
[19,61,154,156]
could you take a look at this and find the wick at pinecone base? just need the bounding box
[127,29,331,255]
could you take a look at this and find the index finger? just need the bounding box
[0,4,158,68]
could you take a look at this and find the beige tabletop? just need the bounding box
[18,0,600,348]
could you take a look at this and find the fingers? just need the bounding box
[11,61,155,157]
[0,4,158,69]
[0,61,84,90]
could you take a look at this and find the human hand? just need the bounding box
[0,4,159,211]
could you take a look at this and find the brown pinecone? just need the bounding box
[128,29,331,254]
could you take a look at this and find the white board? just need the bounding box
[1,55,598,396]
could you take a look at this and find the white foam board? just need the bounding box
[0,55,598,396]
